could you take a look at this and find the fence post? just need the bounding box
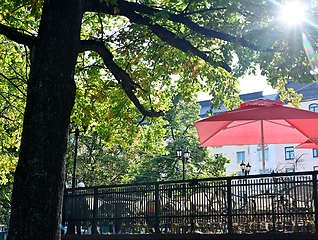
[313,173,318,233]
[226,179,233,234]
[65,189,76,234]
[92,187,99,234]
[155,183,160,233]
[61,189,66,235]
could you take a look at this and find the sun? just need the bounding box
[281,2,306,26]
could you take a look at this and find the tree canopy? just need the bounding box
[66,92,229,188]
[0,0,318,239]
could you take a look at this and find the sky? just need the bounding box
[238,73,277,95]
[198,72,277,101]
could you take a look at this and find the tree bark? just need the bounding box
[7,1,83,239]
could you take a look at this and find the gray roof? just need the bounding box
[262,93,280,101]
[198,91,281,117]
[240,91,264,102]
[285,80,318,101]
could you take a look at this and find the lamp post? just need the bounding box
[70,126,87,190]
[240,161,251,176]
[176,147,191,180]
[67,126,87,235]
[240,161,251,228]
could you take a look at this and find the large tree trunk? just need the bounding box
[8,1,83,239]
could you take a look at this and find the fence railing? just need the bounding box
[62,171,318,235]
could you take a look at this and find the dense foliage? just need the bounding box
[0,0,318,239]
[66,93,229,188]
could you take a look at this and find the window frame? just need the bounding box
[236,151,245,163]
[258,148,269,161]
[309,103,318,112]
[313,149,318,158]
[285,146,294,160]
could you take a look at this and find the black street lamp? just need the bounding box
[66,125,87,235]
[70,126,87,190]
[176,147,191,180]
[240,161,251,176]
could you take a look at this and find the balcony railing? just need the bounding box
[62,171,318,235]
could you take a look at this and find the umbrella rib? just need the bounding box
[270,119,316,141]
[284,119,314,140]
[266,120,295,128]
[223,120,258,130]
[224,119,296,130]
[200,128,227,146]
[199,121,232,146]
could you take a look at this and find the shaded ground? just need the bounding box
[62,233,318,240]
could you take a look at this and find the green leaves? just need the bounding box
[127,92,229,183]
[1,0,318,214]
[1,0,42,30]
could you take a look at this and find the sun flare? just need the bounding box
[281,2,306,25]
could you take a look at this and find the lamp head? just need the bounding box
[184,149,191,159]
[246,162,252,173]
[176,147,182,158]
[240,161,246,171]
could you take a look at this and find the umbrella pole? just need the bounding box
[261,120,266,173]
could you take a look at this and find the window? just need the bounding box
[309,103,318,112]
[236,151,245,163]
[285,146,294,160]
[313,149,318,158]
[258,148,269,161]
[286,168,295,173]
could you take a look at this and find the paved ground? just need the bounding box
[62,233,318,240]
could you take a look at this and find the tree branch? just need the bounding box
[85,0,277,53]
[121,9,231,71]
[84,0,231,71]
[79,39,164,118]
[119,1,278,52]
[0,23,34,48]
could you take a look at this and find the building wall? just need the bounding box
[207,145,250,175]
[248,144,277,174]
[275,143,297,172]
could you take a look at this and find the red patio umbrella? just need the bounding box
[194,99,318,172]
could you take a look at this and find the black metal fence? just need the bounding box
[62,171,318,235]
